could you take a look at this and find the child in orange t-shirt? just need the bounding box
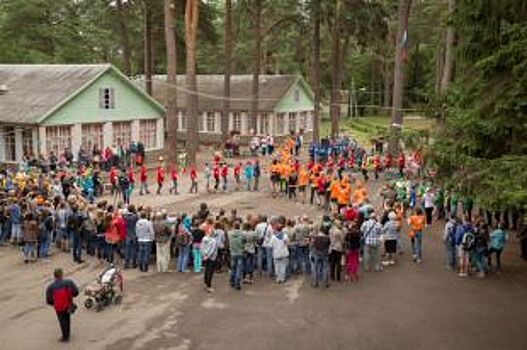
[407,207,426,263]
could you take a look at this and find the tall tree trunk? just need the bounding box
[435,40,445,95]
[144,0,153,96]
[185,0,199,166]
[116,0,131,75]
[222,0,233,142]
[388,0,413,154]
[312,0,321,142]
[439,0,456,123]
[383,59,392,115]
[330,0,341,139]
[250,0,262,136]
[164,0,178,163]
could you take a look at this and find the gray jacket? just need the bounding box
[136,219,155,242]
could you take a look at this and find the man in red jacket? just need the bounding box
[46,268,79,342]
[189,166,198,193]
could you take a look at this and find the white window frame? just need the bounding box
[139,119,157,150]
[233,113,242,132]
[259,113,269,135]
[112,122,132,147]
[206,112,216,133]
[288,112,297,133]
[99,87,115,110]
[46,125,72,157]
[81,123,104,153]
[4,126,16,161]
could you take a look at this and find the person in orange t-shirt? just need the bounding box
[329,177,341,205]
[407,208,426,263]
[298,167,309,204]
[338,181,351,211]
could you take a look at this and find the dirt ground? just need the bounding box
[1,175,527,350]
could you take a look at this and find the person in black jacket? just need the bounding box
[46,268,79,342]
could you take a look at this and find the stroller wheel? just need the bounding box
[113,295,123,305]
[84,299,94,310]
[96,302,104,312]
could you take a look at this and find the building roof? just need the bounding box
[0,64,165,125]
[144,74,313,112]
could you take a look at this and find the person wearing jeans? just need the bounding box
[310,228,331,288]
[135,212,155,272]
[201,228,218,292]
[361,213,383,271]
[488,224,507,272]
[270,225,289,284]
[407,208,426,264]
[22,213,39,263]
[228,223,245,290]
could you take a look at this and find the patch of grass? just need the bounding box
[320,114,433,148]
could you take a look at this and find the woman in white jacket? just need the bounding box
[270,220,289,284]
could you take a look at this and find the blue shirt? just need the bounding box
[489,229,506,250]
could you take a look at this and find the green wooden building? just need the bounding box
[0,64,165,163]
[147,74,315,143]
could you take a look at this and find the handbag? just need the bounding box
[68,302,77,315]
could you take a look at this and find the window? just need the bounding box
[99,87,115,109]
[233,113,242,132]
[299,111,308,131]
[140,120,157,149]
[22,129,33,158]
[179,112,187,131]
[294,89,300,102]
[46,126,72,157]
[276,113,285,135]
[198,114,205,132]
[4,126,16,161]
[288,112,297,133]
[113,122,131,147]
[82,124,103,153]
[259,114,269,135]
[206,112,215,132]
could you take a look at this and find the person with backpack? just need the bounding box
[457,216,474,277]
[473,219,489,278]
[407,208,426,264]
[361,212,383,272]
[443,214,458,271]
[154,212,172,273]
[176,215,192,272]
[123,206,138,269]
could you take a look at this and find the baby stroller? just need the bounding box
[84,265,123,312]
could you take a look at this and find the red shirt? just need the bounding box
[338,158,345,169]
[384,154,392,168]
[140,166,147,182]
[373,155,381,168]
[213,166,220,179]
[170,166,178,180]
[190,168,197,180]
[221,166,228,178]
[109,168,117,184]
[398,154,406,168]
[316,176,326,193]
[128,168,135,183]
[234,164,241,176]
[157,167,165,183]
[343,207,358,221]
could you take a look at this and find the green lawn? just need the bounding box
[320,115,434,147]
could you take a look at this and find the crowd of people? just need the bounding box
[1,133,526,296]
